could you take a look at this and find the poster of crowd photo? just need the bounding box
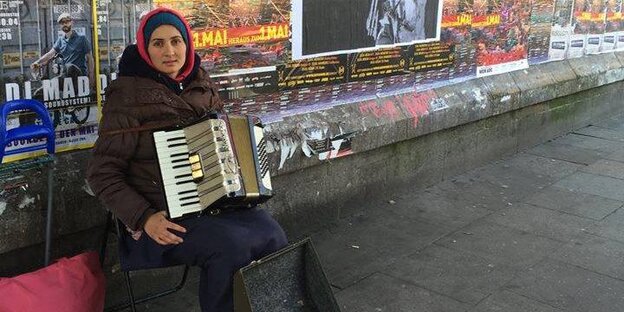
[1,0,99,162]
[472,0,531,77]
[291,0,443,60]
[109,0,291,102]
[441,0,474,81]
[169,0,290,100]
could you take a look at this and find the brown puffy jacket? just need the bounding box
[86,68,223,230]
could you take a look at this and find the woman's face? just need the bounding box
[147,25,186,79]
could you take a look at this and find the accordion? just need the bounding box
[153,115,272,219]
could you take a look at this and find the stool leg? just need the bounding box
[44,161,54,266]
[99,213,112,269]
[114,217,137,312]
[123,271,138,312]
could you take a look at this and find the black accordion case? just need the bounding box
[233,238,341,312]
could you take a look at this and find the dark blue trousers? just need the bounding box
[119,208,288,312]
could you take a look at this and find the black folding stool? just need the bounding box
[99,210,190,312]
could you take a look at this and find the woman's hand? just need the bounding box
[144,211,187,245]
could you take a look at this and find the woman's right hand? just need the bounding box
[144,211,187,245]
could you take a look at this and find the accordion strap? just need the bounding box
[99,121,178,136]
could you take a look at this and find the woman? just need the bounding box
[86,8,288,312]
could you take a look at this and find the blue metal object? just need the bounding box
[0,99,55,162]
[0,99,56,266]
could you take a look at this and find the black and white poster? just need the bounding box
[291,0,443,59]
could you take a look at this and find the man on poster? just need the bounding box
[30,13,95,90]
[367,0,428,44]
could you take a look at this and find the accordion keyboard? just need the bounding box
[154,129,203,217]
[153,119,241,218]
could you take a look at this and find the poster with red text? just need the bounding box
[442,0,475,80]
[154,0,290,101]
[472,0,530,77]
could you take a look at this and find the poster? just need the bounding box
[585,0,607,54]
[347,47,409,81]
[1,0,100,162]
[528,0,555,64]
[440,0,475,81]
[603,0,623,52]
[291,0,443,60]
[549,0,575,60]
[570,0,591,57]
[472,0,531,77]
[405,41,454,85]
[277,55,348,90]
[153,0,291,100]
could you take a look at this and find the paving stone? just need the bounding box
[554,172,624,201]
[551,233,624,281]
[389,187,493,229]
[552,133,623,153]
[500,153,582,180]
[384,245,517,305]
[525,185,622,221]
[506,259,624,312]
[435,175,525,211]
[335,273,469,312]
[581,159,624,180]
[468,291,562,312]
[526,141,604,165]
[312,208,452,288]
[594,118,624,132]
[573,125,624,142]
[586,208,624,243]
[469,166,557,203]
[435,222,563,269]
[483,203,593,242]
[605,147,624,162]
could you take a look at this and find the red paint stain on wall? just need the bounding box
[359,100,400,120]
[399,90,435,127]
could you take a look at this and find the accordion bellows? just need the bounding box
[153,115,272,219]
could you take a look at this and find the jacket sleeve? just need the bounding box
[86,112,155,230]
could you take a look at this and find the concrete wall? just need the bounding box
[1,52,624,276]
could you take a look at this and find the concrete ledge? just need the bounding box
[265,52,624,177]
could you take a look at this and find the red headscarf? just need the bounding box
[135,7,195,82]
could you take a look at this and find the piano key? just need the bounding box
[163,184,198,198]
[168,201,202,219]
[166,190,200,205]
[161,167,193,182]
[153,130,185,143]
[157,149,191,163]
